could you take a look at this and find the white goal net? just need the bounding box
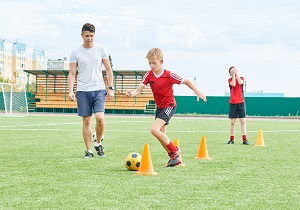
[0,83,28,115]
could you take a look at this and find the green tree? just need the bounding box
[0,76,10,83]
[27,82,36,93]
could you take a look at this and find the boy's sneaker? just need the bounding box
[243,140,249,145]
[84,150,94,158]
[227,140,234,144]
[166,149,182,167]
[94,145,105,157]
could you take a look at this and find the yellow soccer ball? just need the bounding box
[124,152,142,171]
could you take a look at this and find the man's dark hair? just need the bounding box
[81,23,95,34]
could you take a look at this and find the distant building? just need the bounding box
[0,39,13,81]
[0,38,47,85]
[47,57,69,70]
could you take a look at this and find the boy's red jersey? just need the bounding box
[141,69,183,109]
[228,77,244,104]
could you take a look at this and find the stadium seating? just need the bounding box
[32,73,155,113]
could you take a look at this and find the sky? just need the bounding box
[1,0,300,97]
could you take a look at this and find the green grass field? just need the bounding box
[0,114,299,210]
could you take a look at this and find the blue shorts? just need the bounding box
[229,102,246,119]
[155,106,176,125]
[76,90,107,116]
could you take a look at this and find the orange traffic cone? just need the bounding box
[255,129,266,146]
[173,138,186,166]
[195,136,211,159]
[135,144,158,175]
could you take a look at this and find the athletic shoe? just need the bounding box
[166,149,182,167]
[95,145,105,157]
[84,150,94,158]
[227,140,234,144]
[243,140,249,145]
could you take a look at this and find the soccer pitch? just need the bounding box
[0,114,299,210]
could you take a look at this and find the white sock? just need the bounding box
[94,142,101,147]
[88,150,93,153]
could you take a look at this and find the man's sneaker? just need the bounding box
[94,145,105,157]
[227,140,234,144]
[243,140,249,145]
[84,150,94,158]
[166,149,182,167]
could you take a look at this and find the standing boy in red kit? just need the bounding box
[227,66,249,145]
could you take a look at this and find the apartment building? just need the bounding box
[47,57,69,70]
[0,39,13,81]
[0,38,47,85]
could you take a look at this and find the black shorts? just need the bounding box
[155,106,176,125]
[229,102,246,119]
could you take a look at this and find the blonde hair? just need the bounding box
[146,48,163,60]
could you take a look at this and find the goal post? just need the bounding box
[0,83,29,115]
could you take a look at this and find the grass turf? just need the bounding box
[0,114,299,210]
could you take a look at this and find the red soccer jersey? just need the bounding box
[141,69,183,109]
[228,77,244,104]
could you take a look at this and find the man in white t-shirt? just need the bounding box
[68,23,114,158]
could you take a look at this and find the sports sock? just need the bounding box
[242,135,247,141]
[94,142,101,147]
[88,150,93,153]
[166,141,178,153]
[230,136,234,141]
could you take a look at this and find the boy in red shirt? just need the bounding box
[126,48,207,166]
[227,66,249,145]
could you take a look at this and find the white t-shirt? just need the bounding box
[70,44,109,91]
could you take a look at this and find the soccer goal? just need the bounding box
[0,83,29,115]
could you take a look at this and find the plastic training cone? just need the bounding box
[255,129,266,146]
[173,138,186,166]
[195,136,211,159]
[135,144,158,175]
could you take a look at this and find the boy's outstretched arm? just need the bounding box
[126,84,144,97]
[183,79,207,102]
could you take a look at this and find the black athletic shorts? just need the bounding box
[155,106,176,125]
[229,102,246,119]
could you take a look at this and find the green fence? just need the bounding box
[175,96,300,117]
[2,93,298,116]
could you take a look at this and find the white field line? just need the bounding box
[0,120,299,133]
[0,120,152,128]
[1,128,300,133]
[0,122,80,128]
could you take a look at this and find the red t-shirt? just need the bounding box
[141,69,183,109]
[228,77,244,104]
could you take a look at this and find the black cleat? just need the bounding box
[84,150,94,158]
[227,140,234,144]
[94,145,105,157]
[166,149,182,167]
[243,140,249,145]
